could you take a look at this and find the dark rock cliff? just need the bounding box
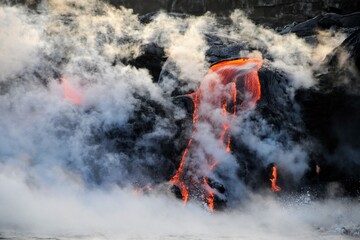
[110,0,360,26]
[7,0,360,26]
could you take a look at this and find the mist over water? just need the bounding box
[0,1,359,239]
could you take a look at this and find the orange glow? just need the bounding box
[203,178,215,212]
[316,164,321,175]
[60,77,83,105]
[270,166,281,192]
[221,102,231,152]
[209,160,219,170]
[170,58,263,208]
[170,138,192,203]
[232,82,237,115]
[226,134,231,153]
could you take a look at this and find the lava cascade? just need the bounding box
[170,58,264,210]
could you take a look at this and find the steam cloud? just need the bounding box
[0,0,359,239]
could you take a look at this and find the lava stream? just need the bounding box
[203,178,215,212]
[170,58,263,210]
[270,166,281,192]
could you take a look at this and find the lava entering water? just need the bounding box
[170,58,263,210]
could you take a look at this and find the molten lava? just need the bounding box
[203,178,215,212]
[60,77,83,105]
[169,139,192,203]
[270,166,281,192]
[170,58,263,210]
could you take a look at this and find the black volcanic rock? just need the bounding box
[90,94,179,186]
[326,29,360,72]
[206,43,251,64]
[281,12,360,36]
[109,0,169,14]
[1,0,41,9]
[112,0,360,27]
[128,43,167,82]
[234,66,307,191]
[296,29,360,196]
[5,0,360,27]
[170,0,206,15]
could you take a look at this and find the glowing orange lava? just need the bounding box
[60,77,83,105]
[170,58,263,210]
[203,178,215,212]
[270,166,281,192]
[169,138,192,204]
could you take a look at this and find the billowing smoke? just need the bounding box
[0,0,359,239]
[0,6,42,82]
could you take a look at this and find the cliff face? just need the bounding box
[111,0,360,26]
[7,0,360,26]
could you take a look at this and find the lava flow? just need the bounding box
[270,166,281,192]
[170,58,263,210]
[60,77,83,105]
